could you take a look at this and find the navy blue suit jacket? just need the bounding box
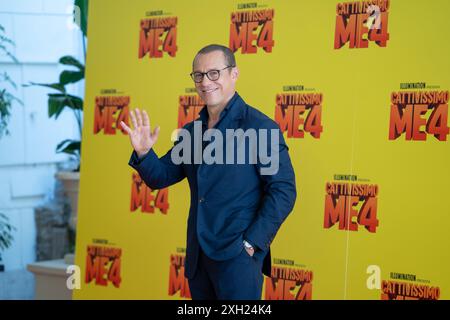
[129,92,297,279]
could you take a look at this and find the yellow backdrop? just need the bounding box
[74,0,450,300]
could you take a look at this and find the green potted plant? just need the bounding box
[25,1,88,262]
[26,54,84,229]
[0,24,21,271]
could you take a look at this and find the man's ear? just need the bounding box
[232,67,239,81]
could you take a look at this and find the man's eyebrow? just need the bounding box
[192,68,219,73]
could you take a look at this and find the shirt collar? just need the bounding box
[199,91,241,125]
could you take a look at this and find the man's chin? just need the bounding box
[203,98,219,107]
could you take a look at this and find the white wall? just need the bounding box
[0,0,84,274]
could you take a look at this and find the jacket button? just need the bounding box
[199,198,205,203]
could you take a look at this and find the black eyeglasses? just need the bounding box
[190,66,235,83]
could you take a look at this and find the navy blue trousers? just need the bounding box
[188,246,264,300]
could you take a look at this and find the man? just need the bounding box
[120,44,296,300]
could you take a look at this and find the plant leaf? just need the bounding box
[60,70,84,85]
[25,82,66,93]
[48,94,83,119]
[74,0,89,38]
[56,139,81,155]
[59,56,84,71]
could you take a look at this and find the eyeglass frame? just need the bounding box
[190,65,235,83]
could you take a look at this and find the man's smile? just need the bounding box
[201,88,218,93]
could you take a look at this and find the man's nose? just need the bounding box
[200,74,213,86]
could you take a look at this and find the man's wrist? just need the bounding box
[136,149,151,160]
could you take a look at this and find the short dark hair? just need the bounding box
[193,44,236,69]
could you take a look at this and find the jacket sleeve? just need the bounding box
[244,120,297,251]
[128,146,186,190]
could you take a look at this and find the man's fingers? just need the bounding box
[120,121,132,134]
[153,126,160,140]
[135,108,143,127]
[142,110,150,127]
[130,110,138,129]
